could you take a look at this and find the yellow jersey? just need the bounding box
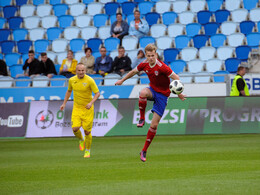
[68,75,99,106]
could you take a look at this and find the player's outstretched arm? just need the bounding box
[60,90,72,111]
[178,93,186,101]
[115,69,139,85]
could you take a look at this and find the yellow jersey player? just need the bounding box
[60,63,100,158]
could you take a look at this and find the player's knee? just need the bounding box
[72,127,80,132]
[84,130,91,135]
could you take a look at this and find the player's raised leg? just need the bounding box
[73,127,85,151]
[140,112,160,162]
[137,88,152,128]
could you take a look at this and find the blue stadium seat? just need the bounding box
[116,0,128,3]
[214,9,230,24]
[210,34,226,48]
[204,22,219,36]
[240,21,255,35]
[13,28,28,42]
[0,29,11,42]
[235,46,251,61]
[8,16,23,30]
[15,0,28,6]
[53,4,69,17]
[213,70,229,82]
[3,6,18,19]
[186,23,201,37]
[55,64,61,73]
[207,0,223,12]
[83,0,94,4]
[138,1,154,15]
[35,39,49,53]
[109,14,126,25]
[193,35,208,49]
[90,74,103,86]
[162,12,177,26]
[243,0,258,10]
[46,27,62,41]
[87,38,102,52]
[145,12,160,26]
[5,53,21,66]
[0,53,3,59]
[1,40,15,54]
[170,60,186,74]
[104,2,120,15]
[0,17,6,28]
[134,0,145,3]
[50,75,66,87]
[197,10,212,25]
[49,0,62,5]
[32,75,49,87]
[93,14,108,28]
[225,58,241,73]
[32,0,45,6]
[175,35,190,50]
[246,33,260,49]
[163,48,179,65]
[0,0,12,7]
[70,38,85,53]
[0,76,14,88]
[9,64,24,78]
[121,2,137,15]
[139,36,155,48]
[15,76,31,87]
[104,73,120,86]
[58,15,74,29]
[17,40,32,54]
[126,14,135,25]
[104,37,120,52]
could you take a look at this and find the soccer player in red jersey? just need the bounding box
[115,44,186,162]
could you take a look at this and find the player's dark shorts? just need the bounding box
[148,86,168,117]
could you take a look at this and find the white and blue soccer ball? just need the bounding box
[169,80,184,95]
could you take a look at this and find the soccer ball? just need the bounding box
[169,80,184,95]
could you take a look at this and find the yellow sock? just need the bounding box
[73,129,83,141]
[85,133,92,151]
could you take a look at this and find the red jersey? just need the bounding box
[137,59,173,97]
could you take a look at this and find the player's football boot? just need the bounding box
[79,140,85,151]
[137,119,145,128]
[84,150,90,158]
[140,151,146,162]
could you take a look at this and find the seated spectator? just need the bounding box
[0,59,8,76]
[40,52,57,78]
[22,50,41,78]
[94,46,113,77]
[112,46,132,76]
[59,50,77,78]
[129,10,149,39]
[80,47,95,75]
[110,13,129,45]
[131,48,145,69]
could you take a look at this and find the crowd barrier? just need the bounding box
[1,97,259,138]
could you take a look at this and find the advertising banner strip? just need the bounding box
[0,103,29,137]
[24,97,260,138]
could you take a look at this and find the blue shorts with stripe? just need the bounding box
[148,86,168,117]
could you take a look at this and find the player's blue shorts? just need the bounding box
[148,86,168,117]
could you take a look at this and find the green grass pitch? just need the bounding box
[0,134,260,194]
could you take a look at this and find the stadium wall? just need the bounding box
[1,97,259,138]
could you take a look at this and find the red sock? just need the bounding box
[142,127,157,152]
[139,96,147,120]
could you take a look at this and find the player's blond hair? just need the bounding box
[145,44,157,54]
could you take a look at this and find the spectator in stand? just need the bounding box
[129,10,149,39]
[0,59,8,76]
[40,52,57,78]
[59,50,77,78]
[112,46,132,76]
[80,47,95,75]
[131,48,145,69]
[110,13,129,46]
[94,46,113,77]
[22,50,41,78]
